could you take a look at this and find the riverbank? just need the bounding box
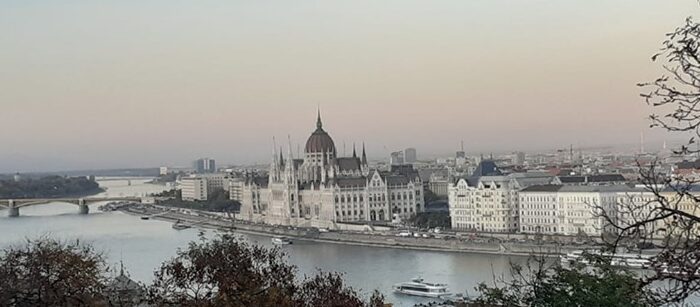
[117,204,592,257]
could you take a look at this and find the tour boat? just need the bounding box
[561,250,652,269]
[393,277,451,298]
[271,236,292,245]
[172,222,191,230]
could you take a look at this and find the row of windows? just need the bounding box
[521,218,556,224]
[334,191,419,203]
[336,210,364,216]
[521,211,557,217]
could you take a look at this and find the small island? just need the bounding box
[0,175,104,199]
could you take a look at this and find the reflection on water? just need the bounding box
[0,178,525,306]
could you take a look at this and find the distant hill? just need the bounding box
[1,168,160,179]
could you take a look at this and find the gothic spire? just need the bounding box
[361,142,367,165]
[352,143,357,158]
[279,147,284,167]
[316,107,323,130]
[272,136,278,165]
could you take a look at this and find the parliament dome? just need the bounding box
[305,112,336,154]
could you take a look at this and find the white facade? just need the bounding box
[448,169,553,233]
[229,178,244,202]
[448,176,514,232]
[239,114,424,228]
[180,173,237,201]
[519,185,634,236]
[181,177,208,201]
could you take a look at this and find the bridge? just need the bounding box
[0,197,143,217]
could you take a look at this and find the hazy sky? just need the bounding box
[1,1,698,172]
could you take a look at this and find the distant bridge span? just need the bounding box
[0,197,143,217]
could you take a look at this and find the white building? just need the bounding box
[519,185,638,236]
[180,173,238,201]
[239,112,424,228]
[447,161,553,233]
[181,177,208,201]
[229,178,245,202]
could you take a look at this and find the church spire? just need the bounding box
[352,143,357,158]
[279,147,284,167]
[361,142,367,165]
[316,107,324,131]
[272,136,278,165]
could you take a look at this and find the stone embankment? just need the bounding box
[117,204,596,257]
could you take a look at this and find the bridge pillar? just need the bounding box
[78,199,89,215]
[7,200,19,217]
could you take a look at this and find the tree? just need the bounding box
[147,234,384,307]
[592,15,700,304]
[409,211,451,229]
[0,238,109,306]
[424,189,443,203]
[473,253,655,307]
[294,271,365,307]
[0,176,102,199]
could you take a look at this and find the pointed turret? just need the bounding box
[361,142,368,165]
[285,136,296,185]
[286,136,294,169]
[272,137,278,165]
[352,143,357,158]
[316,107,323,130]
[279,147,285,167]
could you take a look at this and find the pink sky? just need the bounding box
[0,1,698,172]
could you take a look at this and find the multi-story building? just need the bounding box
[519,185,638,236]
[239,113,424,228]
[390,151,405,165]
[181,176,208,201]
[515,152,526,166]
[180,173,237,201]
[404,148,417,164]
[553,174,626,186]
[228,178,245,202]
[428,172,450,197]
[448,161,553,232]
[194,158,216,173]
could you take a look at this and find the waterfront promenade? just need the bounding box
[119,203,595,257]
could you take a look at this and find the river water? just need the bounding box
[0,178,524,306]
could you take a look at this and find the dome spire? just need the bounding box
[316,107,323,130]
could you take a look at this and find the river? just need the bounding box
[0,178,525,306]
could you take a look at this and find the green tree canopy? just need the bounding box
[473,252,656,307]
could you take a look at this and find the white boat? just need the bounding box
[172,222,191,230]
[561,250,652,269]
[393,277,451,298]
[271,236,292,245]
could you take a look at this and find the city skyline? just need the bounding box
[1,1,698,172]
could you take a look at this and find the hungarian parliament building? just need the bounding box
[239,112,424,228]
